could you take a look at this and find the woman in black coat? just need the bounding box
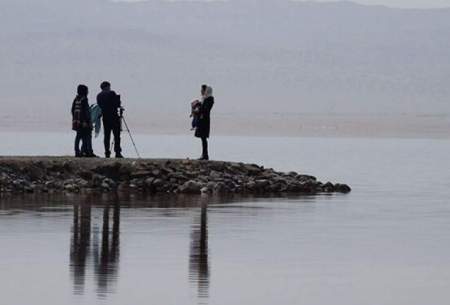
[195,86,214,160]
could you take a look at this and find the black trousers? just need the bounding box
[103,120,121,154]
[201,137,208,158]
[75,129,93,155]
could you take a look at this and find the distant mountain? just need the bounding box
[1,0,450,124]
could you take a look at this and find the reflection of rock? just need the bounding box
[189,203,210,299]
[0,157,351,195]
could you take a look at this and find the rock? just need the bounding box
[288,171,298,177]
[179,180,203,194]
[209,170,222,179]
[79,171,93,180]
[102,178,116,189]
[214,182,229,194]
[245,181,257,191]
[64,184,77,192]
[243,164,262,176]
[152,169,162,177]
[201,187,212,194]
[130,170,152,179]
[118,163,134,177]
[94,163,122,179]
[145,177,155,188]
[0,158,350,195]
[101,182,110,191]
[91,174,105,187]
[255,179,270,189]
[323,182,335,193]
[334,183,352,194]
[152,178,165,188]
[208,162,226,172]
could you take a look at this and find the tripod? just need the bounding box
[120,113,142,159]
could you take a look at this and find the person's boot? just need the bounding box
[75,151,82,158]
[87,152,98,158]
[115,153,124,159]
[105,151,111,158]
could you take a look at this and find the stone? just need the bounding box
[214,182,229,194]
[209,170,222,179]
[201,187,212,194]
[102,178,116,189]
[179,180,203,194]
[0,158,350,195]
[323,182,335,193]
[145,177,155,188]
[130,170,152,179]
[334,184,352,194]
[152,179,165,188]
[255,179,270,189]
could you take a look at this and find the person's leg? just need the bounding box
[103,123,112,158]
[74,131,82,157]
[85,130,94,157]
[80,129,89,156]
[112,121,122,158]
[201,137,209,160]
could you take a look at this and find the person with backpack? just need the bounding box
[72,84,95,157]
[97,81,124,158]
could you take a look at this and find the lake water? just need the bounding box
[1,132,450,305]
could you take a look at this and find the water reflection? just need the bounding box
[64,193,293,301]
[70,203,91,295]
[93,202,120,297]
[70,198,120,297]
[189,201,210,300]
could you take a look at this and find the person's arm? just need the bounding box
[71,100,75,115]
[115,92,122,109]
[203,97,214,113]
[82,98,92,124]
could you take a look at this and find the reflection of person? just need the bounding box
[195,86,214,160]
[70,203,92,294]
[94,203,120,296]
[72,85,95,157]
[97,81,124,158]
[189,202,209,299]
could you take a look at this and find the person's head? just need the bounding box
[201,84,208,96]
[100,81,111,91]
[204,86,213,99]
[77,84,88,97]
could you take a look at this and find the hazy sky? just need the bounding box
[304,0,450,8]
[2,0,450,129]
[120,0,450,9]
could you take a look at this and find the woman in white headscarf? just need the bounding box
[195,85,214,160]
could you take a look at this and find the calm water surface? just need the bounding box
[0,133,450,305]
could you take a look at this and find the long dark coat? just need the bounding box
[195,96,214,139]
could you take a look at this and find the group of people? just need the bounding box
[72,81,124,158]
[71,82,214,160]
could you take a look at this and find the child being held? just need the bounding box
[190,99,202,130]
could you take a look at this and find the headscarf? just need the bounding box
[204,86,213,99]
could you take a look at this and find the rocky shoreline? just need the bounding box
[0,157,351,195]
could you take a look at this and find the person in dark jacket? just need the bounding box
[97,81,124,158]
[195,85,214,160]
[72,85,95,157]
